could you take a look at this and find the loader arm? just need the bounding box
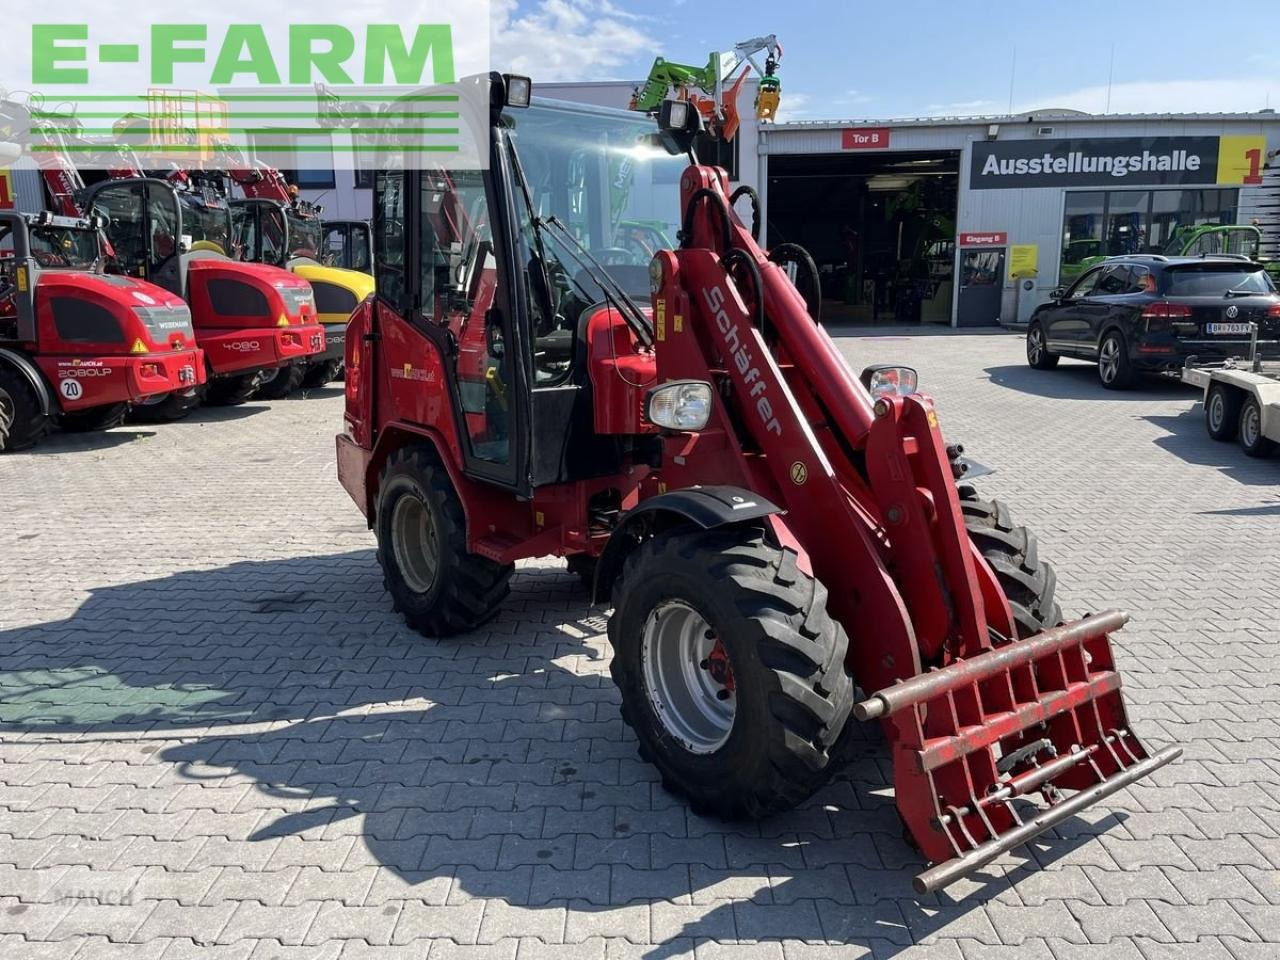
[654,161,1181,891]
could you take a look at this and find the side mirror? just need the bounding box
[860,364,919,398]
[1050,287,1066,300]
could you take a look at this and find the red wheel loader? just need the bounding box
[82,179,325,414]
[0,210,204,451]
[336,75,1180,893]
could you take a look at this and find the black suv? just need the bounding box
[1026,255,1280,389]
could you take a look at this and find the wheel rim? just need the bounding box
[1242,403,1261,448]
[1028,327,1044,363]
[260,368,282,385]
[1208,392,1225,432]
[640,600,735,754]
[390,494,440,595]
[1099,337,1120,383]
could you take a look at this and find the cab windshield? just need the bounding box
[285,211,323,261]
[176,193,231,256]
[20,224,102,270]
[506,100,685,301]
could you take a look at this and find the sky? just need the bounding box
[492,0,1280,120]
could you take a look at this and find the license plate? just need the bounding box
[179,365,195,383]
[310,334,323,349]
[1206,322,1252,335]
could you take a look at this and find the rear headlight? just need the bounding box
[1268,303,1280,318]
[1141,301,1192,332]
[280,332,300,347]
[646,380,713,431]
[139,362,162,378]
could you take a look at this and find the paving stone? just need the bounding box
[6,330,1280,959]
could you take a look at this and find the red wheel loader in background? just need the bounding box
[336,75,1180,893]
[0,211,204,451]
[83,179,326,416]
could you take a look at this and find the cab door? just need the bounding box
[86,179,185,299]
[372,162,532,496]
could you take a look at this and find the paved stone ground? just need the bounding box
[1,328,1278,960]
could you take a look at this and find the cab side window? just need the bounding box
[373,171,407,309]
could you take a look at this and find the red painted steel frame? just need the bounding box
[336,146,1179,890]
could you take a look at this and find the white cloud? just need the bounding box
[773,92,812,123]
[1015,77,1280,115]
[490,0,657,81]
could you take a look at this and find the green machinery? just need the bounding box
[629,35,783,140]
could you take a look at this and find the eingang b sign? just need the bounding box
[970,136,1267,190]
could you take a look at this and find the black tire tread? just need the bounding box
[959,489,1063,637]
[0,366,50,452]
[376,447,513,636]
[256,363,305,400]
[608,525,854,819]
[58,402,127,433]
[302,359,343,390]
[205,373,260,406]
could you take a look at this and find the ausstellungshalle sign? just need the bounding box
[970,137,1222,190]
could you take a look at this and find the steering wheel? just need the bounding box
[590,246,642,266]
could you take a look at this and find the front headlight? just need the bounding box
[646,380,713,432]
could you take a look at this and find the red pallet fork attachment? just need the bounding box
[855,609,1182,894]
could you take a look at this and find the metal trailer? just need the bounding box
[1182,323,1280,457]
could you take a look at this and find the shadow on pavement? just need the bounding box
[0,552,1118,956]
[985,362,1195,401]
[1145,409,1279,485]
[23,427,157,455]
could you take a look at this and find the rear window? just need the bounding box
[1163,267,1276,297]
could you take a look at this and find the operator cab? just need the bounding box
[368,77,683,494]
[0,212,111,338]
[232,198,325,269]
[84,179,232,298]
[321,220,373,273]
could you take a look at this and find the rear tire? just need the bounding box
[58,402,127,433]
[959,489,1063,638]
[375,447,513,636]
[609,525,854,819]
[301,359,342,390]
[1239,397,1277,458]
[1097,330,1135,390]
[1026,322,1059,370]
[255,363,304,400]
[205,373,260,406]
[0,367,49,452]
[1205,384,1242,442]
[129,390,199,423]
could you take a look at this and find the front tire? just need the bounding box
[1097,330,1135,390]
[1239,397,1277,458]
[205,373,261,406]
[1205,384,1242,442]
[609,526,854,819]
[1026,322,1059,370]
[959,489,1063,638]
[301,359,342,390]
[58,402,127,433]
[255,363,304,400]
[130,390,199,423]
[375,447,513,636]
[0,367,50,452]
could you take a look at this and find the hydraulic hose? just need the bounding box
[680,187,733,254]
[768,242,822,321]
[729,185,761,242]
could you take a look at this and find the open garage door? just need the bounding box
[766,150,959,325]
